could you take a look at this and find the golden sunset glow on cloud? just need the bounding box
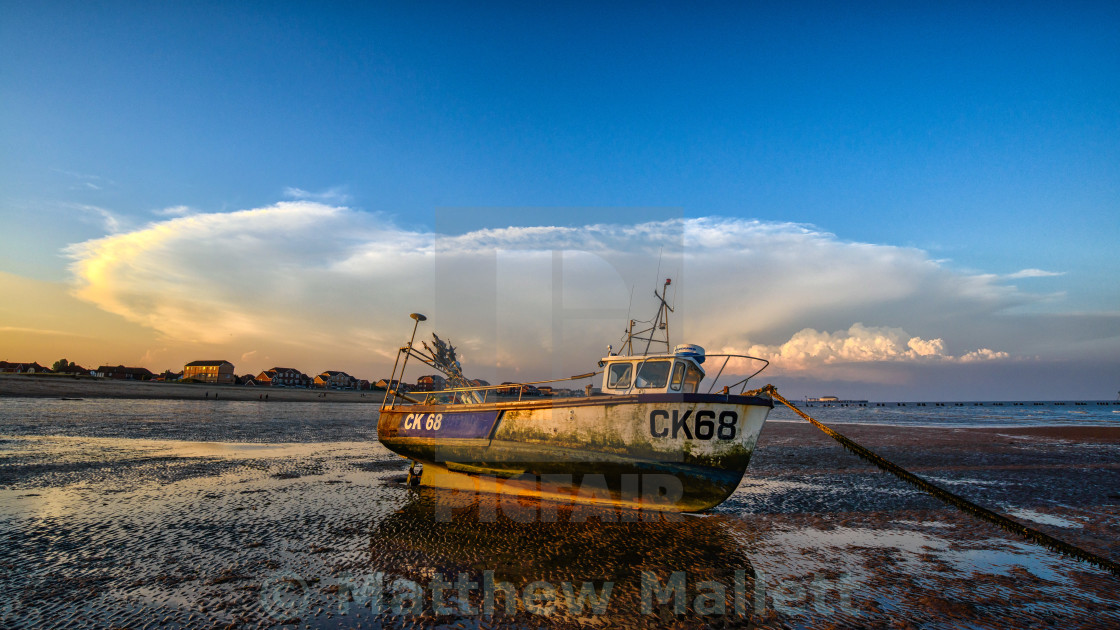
[43,200,1099,391]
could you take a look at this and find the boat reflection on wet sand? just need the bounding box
[363,488,765,626]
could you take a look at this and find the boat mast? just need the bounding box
[643,278,673,354]
[620,278,673,356]
[383,312,425,409]
[624,319,635,356]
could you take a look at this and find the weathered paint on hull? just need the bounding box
[377,393,773,511]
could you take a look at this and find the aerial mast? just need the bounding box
[641,278,673,355]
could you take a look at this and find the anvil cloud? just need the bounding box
[62,201,1086,392]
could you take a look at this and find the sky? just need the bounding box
[2,2,1118,400]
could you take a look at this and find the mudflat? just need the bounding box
[1,406,1118,628]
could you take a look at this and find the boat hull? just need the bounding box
[377,393,772,512]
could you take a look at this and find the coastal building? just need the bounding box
[182,360,235,384]
[0,361,51,374]
[415,374,447,392]
[375,378,407,392]
[313,370,358,389]
[237,374,258,386]
[155,370,182,381]
[96,365,155,380]
[256,367,310,388]
[54,363,91,376]
[497,382,539,396]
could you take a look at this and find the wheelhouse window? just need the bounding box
[635,360,671,389]
[682,364,704,393]
[606,362,632,389]
[669,362,686,391]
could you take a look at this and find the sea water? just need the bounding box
[770,399,1120,428]
[0,397,376,441]
[1,396,1117,442]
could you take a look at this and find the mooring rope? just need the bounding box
[748,384,1120,579]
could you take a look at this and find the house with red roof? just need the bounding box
[256,367,310,388]
[312,370,357,389]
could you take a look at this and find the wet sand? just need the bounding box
[0,375,385,403]
[1,415,1119,628]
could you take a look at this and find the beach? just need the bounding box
[0,375,384,403]
[1,400,1119,628]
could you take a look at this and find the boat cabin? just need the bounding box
[599,344,707,395]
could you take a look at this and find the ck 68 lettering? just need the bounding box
[403,413,443,431]
[648,409,737,440]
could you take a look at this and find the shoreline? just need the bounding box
[752,420,1120,449]
[767,418,1120,430]
[0,374,385,403]
[6,418,1120,445]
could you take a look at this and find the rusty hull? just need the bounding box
[377,393,773,511]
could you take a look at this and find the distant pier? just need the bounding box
[804,395,869,407]
[800,398,1120,408]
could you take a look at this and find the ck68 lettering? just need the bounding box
[648,409,737,440]
[403,413,443,431]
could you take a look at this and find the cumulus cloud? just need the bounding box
[67,202,383,343]
[65,203,1060,380]
[738,323,1005,371]
[960,348,1011,362]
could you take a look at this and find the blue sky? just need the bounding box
[2,2,1118,398]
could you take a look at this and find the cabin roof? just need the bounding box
[599,353,705,368]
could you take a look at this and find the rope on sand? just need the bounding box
[748,384,1120,579]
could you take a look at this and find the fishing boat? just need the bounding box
[376,279,774,512]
